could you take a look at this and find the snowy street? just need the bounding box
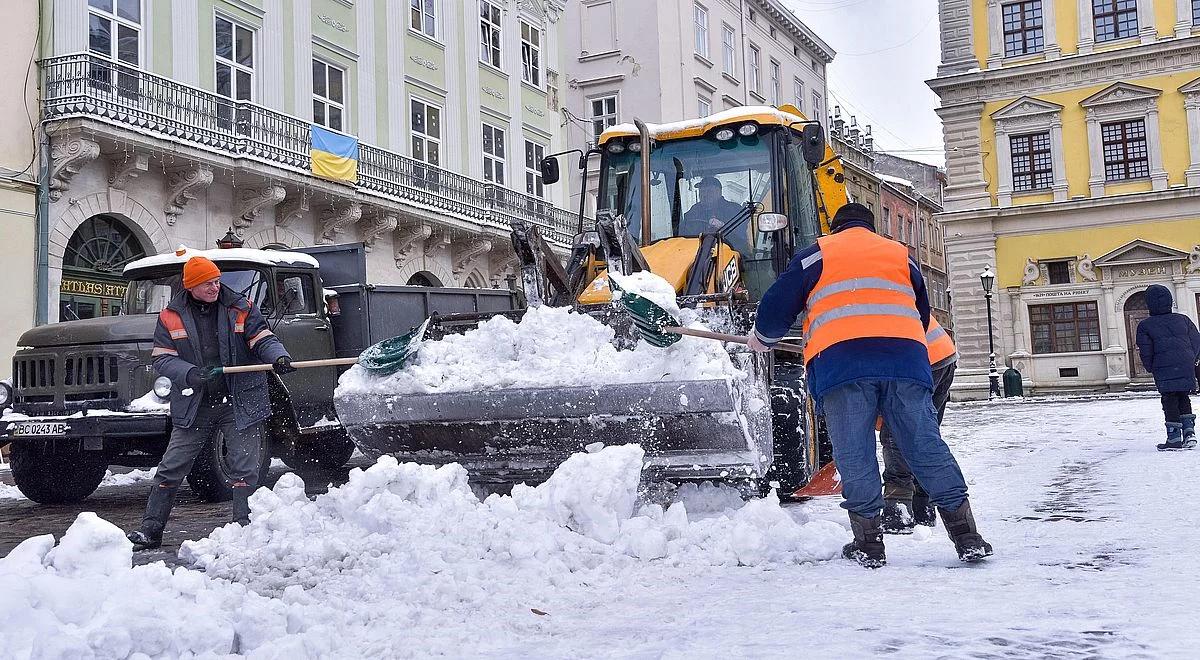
[2,393,1196,658]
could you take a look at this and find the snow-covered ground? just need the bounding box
[0,468,157,500]
[2,394,1197,658]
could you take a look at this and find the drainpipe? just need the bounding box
[35,126,49,326]
[739,0,749,105]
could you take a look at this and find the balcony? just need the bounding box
[41,54,578,246]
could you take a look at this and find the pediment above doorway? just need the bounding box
[1093,239,1189,267]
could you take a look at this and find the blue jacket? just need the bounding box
[152,286,290,430]
[753,221,933,402]
[1135,284,1200,393]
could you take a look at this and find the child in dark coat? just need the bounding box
[1135,284,1200,450]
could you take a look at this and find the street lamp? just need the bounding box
[980,265,1002,399]
[216,227,244,249]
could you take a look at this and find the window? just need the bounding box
[793,78,805,112]
[410,98,442,166]
[693,3,709,58]
[479,1,502,68]
[525,140,546,198]
[1194,0,1200,24]
[1003,1,1044,57]
[882,206,891,235]
[748,9,756,23]
[721,23,736,74]
[88,0,141,93]
[312,59,345,131]
[410,0,437,39]
[698,96,712,117]
[812,91,822,123]
[769,59,781,105]
[749,44,761,94]
[482,123,505,185]
[1010,131,1053,191]
[590,95,618,142]
[1093,0,1138,42]
[1029,302,1102,353]
[794,45,800,57]
[1046,260,1071,285]
[1102,119,1149,181]
[769,26,776,40]
[521,21,542,86]
[215,16,254,128]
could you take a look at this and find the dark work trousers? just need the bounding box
[1161,391,1194,423]
[880,361,957,502]
[141,401,263,532]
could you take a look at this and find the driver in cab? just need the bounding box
[681,176,743,236]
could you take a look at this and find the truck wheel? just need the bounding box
[766,384,811,495]
[186,430,270,503]
[10,443,107,504]
[281,429,355,472]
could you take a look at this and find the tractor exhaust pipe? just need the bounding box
[634,118,653,246]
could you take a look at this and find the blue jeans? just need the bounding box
[822,378,968,518]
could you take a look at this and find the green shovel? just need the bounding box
[210,318,432,377]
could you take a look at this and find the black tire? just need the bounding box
[186,429,270,503]
[10,443,107,504]
[280,429,355,472]
[766,384,811,495]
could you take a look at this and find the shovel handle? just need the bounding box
[218,357,361,374]
[664,326,806,355]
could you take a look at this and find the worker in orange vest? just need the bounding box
[879,317,959,534]
[748,203,991,567]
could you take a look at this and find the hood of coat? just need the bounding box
[1146,284,1174,316]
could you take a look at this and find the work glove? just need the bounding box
[273,356,297,375]
[185,366,223,389]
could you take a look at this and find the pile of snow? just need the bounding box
[337,303,739,396]
[0,445,843,657]
[126,390,169,413]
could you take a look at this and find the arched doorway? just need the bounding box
[60,215,148,320]
[1124,290,1150,379]
[406,271,442,287]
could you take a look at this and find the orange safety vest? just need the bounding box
[802,227,927,363]
[925,316,958,366]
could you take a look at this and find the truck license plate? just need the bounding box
[10,421,69,437]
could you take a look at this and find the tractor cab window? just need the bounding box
[124,268,269,314]
[599,130,776,259]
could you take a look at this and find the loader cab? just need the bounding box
[594,108,824,300]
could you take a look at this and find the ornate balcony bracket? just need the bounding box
[108,153,148,190]
[276,190,310,229]
[423,228,451,259]
[49,136,100,202]
[235,185,287,235]
[489,249,521,288]
[317,202,362,244]
[362,211,399,253]
[394,222,433,270]
[164,165,214,225]
[453,238,494,276]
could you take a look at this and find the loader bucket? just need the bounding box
[334,353,775,486]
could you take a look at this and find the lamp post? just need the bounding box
[216,227,243,249]
[980,265,1002,399]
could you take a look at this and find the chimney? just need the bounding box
[864,125,874,153]
[848,115,860,147]
[832,105,845,138]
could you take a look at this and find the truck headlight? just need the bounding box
[153,376,172,399]
[0,381,11,407]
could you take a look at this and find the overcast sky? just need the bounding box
[785,0,946,167]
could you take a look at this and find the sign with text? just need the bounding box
[1028,288,1094,299]
[1113,264,1170,280]
[60,278,127,299]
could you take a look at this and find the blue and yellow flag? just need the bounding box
[310,124,359,183]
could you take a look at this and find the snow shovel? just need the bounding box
[611,282,806,354]
[210,318,431,377]
[791,461,842,498]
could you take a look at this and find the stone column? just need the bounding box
[994,125,1013,207]
[1137,0,1157,44]
[1101,281,1131,389]
[1050,116,1069,201]
[1146,106,1170,191]
[1042,0,1061,59]
[385,0,408,153]
[1176,0,1195,38]
[937,102,992,211]
[937,0,980,76]
[171,0,200,84]
[1184,92,1200,187]
[986,0,1003,69]
[293,0,314,120]
[356,0,378,144]
[1086,109,1105,197]
[52,0,87,55]
[1078,0,1094,54]
[944,231,998,400]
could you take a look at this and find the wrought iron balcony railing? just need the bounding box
[42,54,579,245]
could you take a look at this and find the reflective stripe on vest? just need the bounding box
[925,317,958,366]
[159,309,187,340]
[802,228,928,362]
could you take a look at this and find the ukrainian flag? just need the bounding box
[310,124,359,183]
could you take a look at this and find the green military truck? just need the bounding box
[0,242,515,504]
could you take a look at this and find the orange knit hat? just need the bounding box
[182,256,222,289]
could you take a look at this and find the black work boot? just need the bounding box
[880,499,915,535]
[937,499,993,563]
[842,512,886,568]
[912,492,937,526]
[127,484,177,551]
[231,483,253,526]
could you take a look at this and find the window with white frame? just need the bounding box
[480,1,502,68]
[749,44,761,94]
[88,0,140,94]
[698,96,712,117]
[215,16,254,102]
[525,140,546,198]
[721,23,736,74]
[521,21,542,86]
[769,59,781,105]
[793,78,804,112]
[590,94,618,143]
[694,3,710,59]
[410,98,442,166]
[812,91,822,123]
[410,0,437,39]
[312,59,346,131]
[482,123,505,185]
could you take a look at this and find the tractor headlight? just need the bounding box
[714,128,735,141]
[738,123,759,137]
[0,380,11,408]
[153,376,172,399]
[606,141,626,154]
[627,140,642,153]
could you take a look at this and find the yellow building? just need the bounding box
[929,0,1200,397]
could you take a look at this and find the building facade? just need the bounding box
[562,0,834,211]
[38,0,575,325]
[930,0,1200,397]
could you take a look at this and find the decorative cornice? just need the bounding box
[313,34,358,61]
[317,202,362,244]
[410,55,439,71]
[317,14,349,33]
[1079,81,1162,108]
[107,153,147,190]
[164,165,213,225]
[235,185,286,234]
[49,135,100,202]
